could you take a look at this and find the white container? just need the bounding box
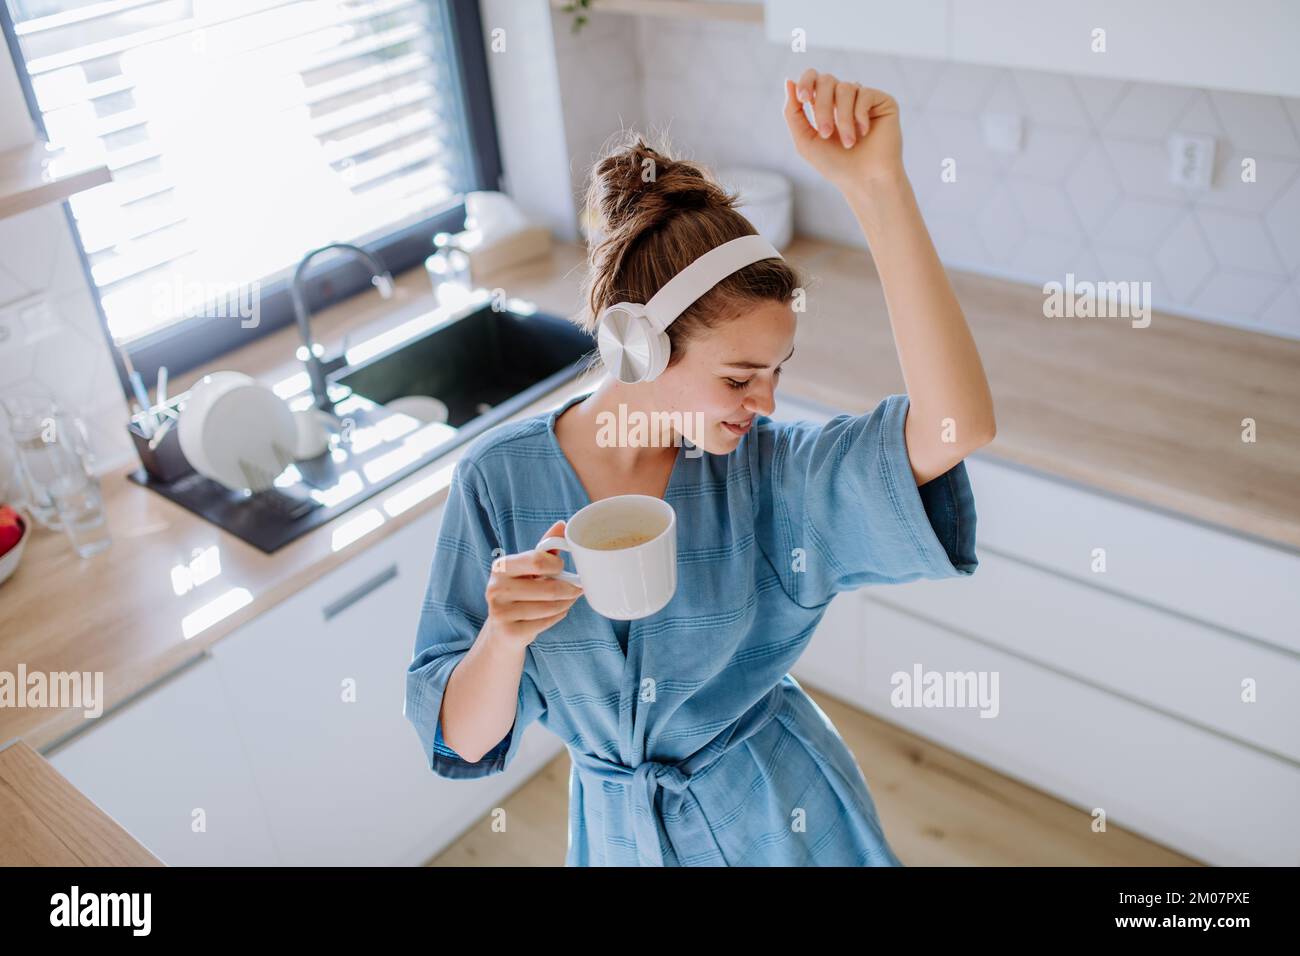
[715,167,794,250]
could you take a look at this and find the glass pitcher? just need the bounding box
[1,392,98,536]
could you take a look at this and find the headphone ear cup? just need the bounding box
[596,311,623,379]
[640,327,671,383]
[598,304,665,384]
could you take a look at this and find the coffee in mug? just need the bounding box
[589,532,656,551]
[534,494,676,620]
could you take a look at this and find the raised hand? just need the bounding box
[783,70,903,194]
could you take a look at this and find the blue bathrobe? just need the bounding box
[405,389,978,865]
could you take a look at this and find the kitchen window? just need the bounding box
[1,0,500,387]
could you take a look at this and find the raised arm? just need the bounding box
[784,71,996,485]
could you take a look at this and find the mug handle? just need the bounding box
[534,536,582,586]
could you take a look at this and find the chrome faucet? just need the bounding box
[290,242,395,411]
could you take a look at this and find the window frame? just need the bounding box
[0,0,502,397]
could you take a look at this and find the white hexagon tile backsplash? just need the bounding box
[555,12,1300,342]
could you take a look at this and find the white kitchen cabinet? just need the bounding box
[211,502,560,866]
[873,548,1300,764]
[765,0,1300,98]
[46,655,279,866]
[790,588,867,704]
[764,0,948,59]
[870,453,1300,864]
[47,492,563,868]
[856,597,1300,867]
[963,455,1300,656]
[770,388,1300,864]
[950,0,1300,98]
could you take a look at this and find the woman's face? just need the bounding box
[648,299,798,455]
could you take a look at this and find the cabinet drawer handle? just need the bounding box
[322,563,399,620]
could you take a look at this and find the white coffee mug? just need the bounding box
[534,494,677,620]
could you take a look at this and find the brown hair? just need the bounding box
[577,131,801,374]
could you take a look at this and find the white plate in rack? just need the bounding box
[179,372,297,492]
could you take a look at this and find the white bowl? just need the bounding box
[385,395,449,424]
[292,407,334,460]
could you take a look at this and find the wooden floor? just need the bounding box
[428,684,1201,867]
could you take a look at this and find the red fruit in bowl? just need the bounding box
[0,504,24,557]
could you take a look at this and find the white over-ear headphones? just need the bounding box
[596,234,783,384]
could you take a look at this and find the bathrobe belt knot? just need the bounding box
[566,682,786,866]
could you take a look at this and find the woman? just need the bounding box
[405,71,995,866]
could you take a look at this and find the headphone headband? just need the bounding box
[641,234,783,332]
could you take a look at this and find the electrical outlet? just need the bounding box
[1168,132,1216,190]
[981,112,1023,153]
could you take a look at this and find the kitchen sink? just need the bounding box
[127,296,596,553]
[333,296,595,427]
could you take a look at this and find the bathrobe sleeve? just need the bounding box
[752,392,978,609]
[404,456,548,780]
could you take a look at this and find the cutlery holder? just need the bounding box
[127,397,192,484]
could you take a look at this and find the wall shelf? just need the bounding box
[0,141,112,222]
[551,0,763,25]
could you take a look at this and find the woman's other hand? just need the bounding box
[484,520,584,648]
[783,71,903,194]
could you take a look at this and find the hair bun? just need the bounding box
[586,132,737,241]
[576,128,800,370]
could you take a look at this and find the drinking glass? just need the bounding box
[2,392,70,530]
[49,469,112,558]
[1,391,108,555]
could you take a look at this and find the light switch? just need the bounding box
[1168,132,1216,190]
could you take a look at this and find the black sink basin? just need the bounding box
[127,300,596,553]
[333,300,596,427]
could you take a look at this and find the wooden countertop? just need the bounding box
[3,233,1298,764]
[0,741,161,865]
[782,240,1300,551]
